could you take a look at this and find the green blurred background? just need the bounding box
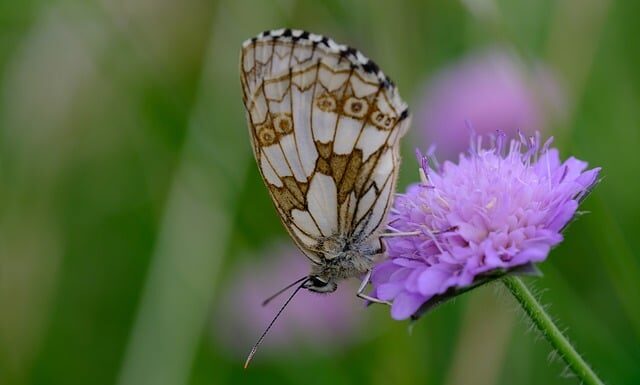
[1,0,638,384]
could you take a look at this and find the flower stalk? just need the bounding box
[502,276,605,385]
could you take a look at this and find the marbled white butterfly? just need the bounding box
[240,28,410,366]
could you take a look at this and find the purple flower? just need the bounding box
[416,48,566,159]
[371,133,600,320]
[214,244,368,358]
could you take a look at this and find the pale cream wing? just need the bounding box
[240,29,410,262]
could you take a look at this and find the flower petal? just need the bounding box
[417,266,451,296]
[512,242,551,265]
[390,292,426,320]
[547,200,578,231]
[376,282,405,301]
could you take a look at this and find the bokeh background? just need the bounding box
[1,0,638,384]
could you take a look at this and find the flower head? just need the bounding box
[416,48,565,159]
[215,244,367,357]
[371,133,600,320]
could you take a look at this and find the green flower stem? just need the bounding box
[502,276,605,385]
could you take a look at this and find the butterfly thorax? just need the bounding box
[304,234,377,293]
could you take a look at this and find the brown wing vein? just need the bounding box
[352,168,395,240]
[348,121,404,237]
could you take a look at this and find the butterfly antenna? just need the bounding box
[244,277,309,369]
[261,276,308,306]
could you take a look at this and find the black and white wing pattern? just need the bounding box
[240,28,410,264]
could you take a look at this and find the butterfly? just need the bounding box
[240,28,410,366]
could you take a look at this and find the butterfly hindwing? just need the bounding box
[240,29,410,263]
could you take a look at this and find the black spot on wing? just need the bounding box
[343,46,357,57]
[362,60,379,74]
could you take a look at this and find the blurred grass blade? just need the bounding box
[116,2,280,385]
[590,195,640,340]
[443,288,515,385]
[546,0,611,118]
[539,265,637,374]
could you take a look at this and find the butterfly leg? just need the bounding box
[379,231,421,238]
[371,231,420,255]
[356,269,391,305]
[371,236,387,255]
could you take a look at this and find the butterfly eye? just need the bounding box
[310,276,328,286]
[343,97,368,118]
[273,113,293,134]
[306,276,337,293]
[316,93,337,112]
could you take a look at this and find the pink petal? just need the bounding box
[390,292,426,320]
[417,267,451,296]
[376,283,405,301]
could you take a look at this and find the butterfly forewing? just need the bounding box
[240,29,410,265]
